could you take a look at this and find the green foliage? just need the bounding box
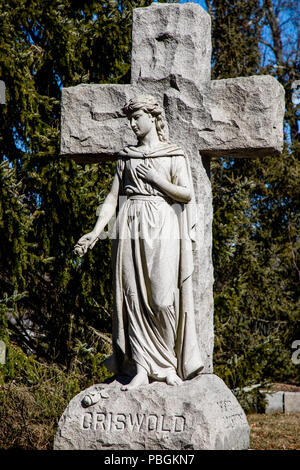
[0,160,32,289]
[212,151,300,388]
[0,0,154,365]
[232,387,267,415]
[207,0,262,79]
[0,342,112,449]
[0,159,32,347]
[208,0,300,390]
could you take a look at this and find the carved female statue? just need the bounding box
[75,95,203,390]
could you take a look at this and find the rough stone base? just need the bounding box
[53,374,249,450]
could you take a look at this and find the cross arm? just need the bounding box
[60,84,139,163]
[205,75,285,158]
[164,75,285,159]
[60,75,284,164]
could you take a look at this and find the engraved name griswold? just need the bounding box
[81,412,186,433]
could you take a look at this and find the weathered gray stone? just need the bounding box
[265,392,284,414]
[196,75,284,158]
[60,76,284,161]
[265,391,300,414]
[0,340,6,364]
[284,392,300,413]
[131,3,211,86]
[60,84,137,161]
[0,80,5,105]
[54,374,250,450]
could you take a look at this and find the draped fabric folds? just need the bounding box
[104,142,203,380]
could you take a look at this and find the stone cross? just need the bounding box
[60,2,284,373]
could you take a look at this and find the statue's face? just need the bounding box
[129,109,155,139]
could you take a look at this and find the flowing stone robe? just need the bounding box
[104,142,204,381]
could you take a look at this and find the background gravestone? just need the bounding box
[54,2,284,450]
[0,80,5,105]
[0,341,6,365]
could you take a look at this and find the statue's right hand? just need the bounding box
[74,231,98,257]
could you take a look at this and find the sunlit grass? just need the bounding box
[248,413,300,450]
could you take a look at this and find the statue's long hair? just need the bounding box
[122,94,168,142]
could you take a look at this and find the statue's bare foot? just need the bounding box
[121,371,149,391]
[166,372,182,386]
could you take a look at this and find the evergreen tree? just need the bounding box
[207,0,262,78]
[207,0,300,388]
[0,0,154,366]
[0,159,31,348]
